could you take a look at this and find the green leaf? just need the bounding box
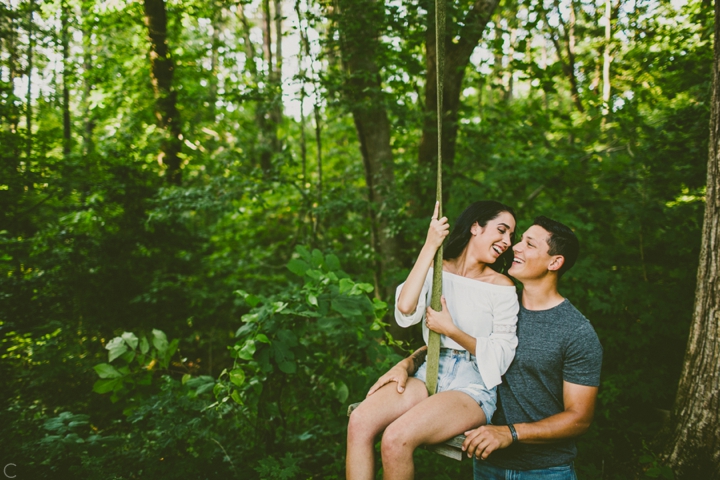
[139,336,150,354]
[255,333,270,343]
[186,375,215,388]
[231,390,243,405]
[121,332,138,349]
[325,254,340,271]
[152,329,168,353]
[355,282,375,293]
[212,383,224,398]
[331,296,363,317]
[229,368,245,387]
[311,249,324,268]
[335,381,349,403]
[272,301,287,313]
[182,373,191,385]
[277,329,298,347]
[646,467,661,478]
[339,278,354,295]
[245,294,261,308]
[237,339,256,360]
[307,293,318,307]
[278,360,296,374]
[660,467,675,480]
[120,350,136,364]
[306,269,322,280]
[94,363,122,379]
[235,323,254,338]
[105,337,128,362]
[287,258,310,276]
[93,378,120,394]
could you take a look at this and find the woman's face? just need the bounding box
[469,211,516,264]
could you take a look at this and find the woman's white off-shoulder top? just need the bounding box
[394,269,519,389]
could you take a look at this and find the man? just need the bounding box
[367,216,602,479]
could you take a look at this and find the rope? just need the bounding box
[425,0,445,396]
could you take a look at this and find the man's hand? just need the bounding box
[366,363,410,396]
[366,346,427,397]
[462,425,514,460]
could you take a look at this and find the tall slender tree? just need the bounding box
[664,1,720,476]
[143,0,183,185]
[334,0,400,300]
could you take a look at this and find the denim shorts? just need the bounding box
[414,348,497,423]
[473,460,578,480]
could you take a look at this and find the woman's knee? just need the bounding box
[380,421,416,460]
[347,407,382,443]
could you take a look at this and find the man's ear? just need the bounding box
[548,255,565,272]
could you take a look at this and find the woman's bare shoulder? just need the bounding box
[489,271,515,287]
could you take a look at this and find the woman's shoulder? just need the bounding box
[488,271,515,287]
[440,267,516,290]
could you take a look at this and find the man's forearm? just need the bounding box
[513,410,593,444]
[513,383,597,444]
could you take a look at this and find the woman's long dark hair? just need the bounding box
[443,200,516,273]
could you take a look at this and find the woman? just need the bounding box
[346,200,519,480]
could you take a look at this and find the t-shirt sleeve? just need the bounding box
[394,273,431,328]
[563,322,603,386]
[474,289,519,389]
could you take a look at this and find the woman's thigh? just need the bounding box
[348,377,429,436]
[383,390,486,447]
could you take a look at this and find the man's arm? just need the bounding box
[462,381,598,459]
[366,346,427,396]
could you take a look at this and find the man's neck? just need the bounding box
[520,277,565,311]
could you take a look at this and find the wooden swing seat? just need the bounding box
[347,402,466,461]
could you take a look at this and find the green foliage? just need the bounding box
[91,329,181,412]
[0,0,713,477]
[210,246,400,474]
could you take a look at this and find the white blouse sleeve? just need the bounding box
[394,273,431,328]
[474,290,519,389]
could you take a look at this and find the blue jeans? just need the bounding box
[474,459,578,480]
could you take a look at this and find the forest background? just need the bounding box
[0,0,714,478]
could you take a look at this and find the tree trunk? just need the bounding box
[335,0,400,301]
[81,1,95,156]
[542,0,584,114]
[416,0,500,205]
[61,0,71,157]
[26,0,34,159]
[602,0,612,115]
[664,2,720,476]
[143,0,182,185]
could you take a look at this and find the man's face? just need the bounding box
[508,225,560,281]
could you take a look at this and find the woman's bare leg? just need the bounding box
[346,378,428,480]
[380,391,486,480]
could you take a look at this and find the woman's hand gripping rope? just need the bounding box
[425,295,457,337]
[426,201,450,250]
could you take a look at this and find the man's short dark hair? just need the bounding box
[532,216,580,278]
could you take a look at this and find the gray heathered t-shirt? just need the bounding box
[487,298,603,471]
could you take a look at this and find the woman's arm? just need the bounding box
[396,202,449,315]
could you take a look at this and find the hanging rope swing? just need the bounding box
[425,0,446,398]
[348,0,465,461]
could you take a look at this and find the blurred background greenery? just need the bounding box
[0,0,711,477]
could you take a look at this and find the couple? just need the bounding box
[346,200,603,480]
